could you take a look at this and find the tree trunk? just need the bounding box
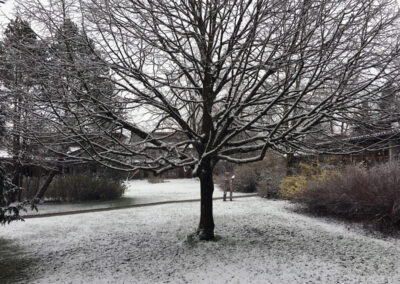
[197,163,215,240]
[34,170,58,201]
[10,165,22,203]
[286,153,295,176]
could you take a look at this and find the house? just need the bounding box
[299,120,400,167]
[63,130,194,179]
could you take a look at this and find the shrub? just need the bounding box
[216,151,286,195]
[278,175,308,198]
[213,161,235,176]
[256,156,287,198]
[232,164,259,193]
[21,176,42,199]
[279,162,336,199]
[45,174,126,202]
[298,162,400,230]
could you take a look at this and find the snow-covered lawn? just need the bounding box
[1,181,400,283]
[24,178,245,215]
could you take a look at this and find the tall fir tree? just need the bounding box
[0,17,40,199]
[41,19,125,154]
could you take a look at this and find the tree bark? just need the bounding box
[286,153,295,176]
[34,170,58,201]
[197,162,215,240]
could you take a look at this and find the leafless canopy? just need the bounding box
[13,0,400,175]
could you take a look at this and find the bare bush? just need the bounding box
[45,174,126,202]
[233,164,260,193]
[21,176,42,199]
[220,152,286,195]
[298,162,400,230]
[213,161,235,177]
[256,154,287,198]
[257,168,286,198]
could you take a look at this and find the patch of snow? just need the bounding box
[23,179,250,215]
[123,178,216,203]
[67,146,81,154]
[0,149,10,158]
[1,197,399,283]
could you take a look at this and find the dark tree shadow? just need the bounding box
[0,238,36,284]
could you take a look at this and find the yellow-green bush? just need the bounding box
[279,162,336,199]
[279,175,308,198]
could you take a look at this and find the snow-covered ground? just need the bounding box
[24,178,245,215]
[1,181,400,283]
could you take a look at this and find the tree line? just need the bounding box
[0,16,122,223]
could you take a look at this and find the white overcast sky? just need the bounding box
[2,0,400,30]
[0,0,15,35]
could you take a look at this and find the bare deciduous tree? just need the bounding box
[15,0,400,239]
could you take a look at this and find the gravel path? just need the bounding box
[23,194,258,219]
[1,197,399,283]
